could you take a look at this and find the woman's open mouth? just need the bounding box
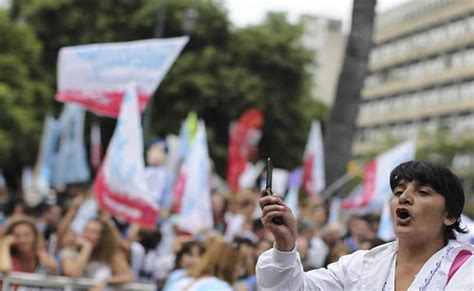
[396,208,411,225]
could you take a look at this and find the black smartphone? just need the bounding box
[265,157,273,196]
[264,158,284,225]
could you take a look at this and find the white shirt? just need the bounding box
[256,240,474,291]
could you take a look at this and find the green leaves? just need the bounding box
[6,1,327,179]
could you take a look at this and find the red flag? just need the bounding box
[226,109,263,192]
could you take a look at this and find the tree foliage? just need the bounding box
[8,1,325,179]
[0,11,52,179]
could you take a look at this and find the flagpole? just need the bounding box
[322,173,356,199]
[143,0,167,147]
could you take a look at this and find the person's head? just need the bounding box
[255,238,272,257]
[174,240,204,270]
[237,190,257,218]
[389,160,467,244]
[188,238,241,284]
[4,216,42,255]
[83,218,120,262]
[321,223,345,247]
[138,227,161,252]
[347,215,373,241]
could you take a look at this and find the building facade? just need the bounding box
[354,0,474,208]
[300,15,345,107]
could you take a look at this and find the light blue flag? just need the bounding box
[53,104,90,189]
[328,198,342,225]
[377,202,395,241]
[285,168,302,217]
[35,116,61,197]
[177,121,213,234]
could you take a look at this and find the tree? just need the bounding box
[324,0,377,186]
[10,1,325,178]
[0,11,52,187]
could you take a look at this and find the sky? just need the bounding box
[225,0,408,31]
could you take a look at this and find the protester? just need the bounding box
[172,237,241,290]
[162,239,204,290]
[256,160,474,290]
[60,217,134,290]
[0,216,58,275]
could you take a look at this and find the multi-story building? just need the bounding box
[300,15,345,107]
[354,0,474,207]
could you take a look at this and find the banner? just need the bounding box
[342,140,417,210]
[227,109,263,192]
[53,104,90,189]
[177,121,213,234]
[302,120,325,197]
[56,37,189,117]
[93,83,158,227]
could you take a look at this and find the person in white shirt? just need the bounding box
[256,160,474,291]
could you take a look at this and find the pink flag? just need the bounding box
[93,82,158,227]
[302,120,325,197]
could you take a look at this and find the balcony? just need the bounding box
[369,33,474,72]
[362,66,474,100]
[357,98,474,126]
[374,0,474,44]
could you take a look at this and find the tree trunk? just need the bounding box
[324,0,377,186]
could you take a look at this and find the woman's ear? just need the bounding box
[443,214,457,227]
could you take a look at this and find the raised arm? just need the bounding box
[256,189,356,291]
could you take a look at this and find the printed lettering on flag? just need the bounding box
[93,82,158,227]
[56,37,189,117]
[302,120,325,197]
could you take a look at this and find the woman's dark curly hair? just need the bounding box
[390,160,468,243]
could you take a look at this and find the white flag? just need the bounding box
[94,82,158,227]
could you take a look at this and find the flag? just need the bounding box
[56,37,189,117]
[302,120,325,197]
[172,113,199,213]
[342,140,417,210]
[227,109,263,192]
[238,161,265,191]
[177,121,213,234]
[285,168,302,217]
[377,202,395,241]
[93,82,158,227]
[328,198,342,225]
[90,122,102,169]
[34,116,61,198]
[53,104,90,189]
[457,214,474,244]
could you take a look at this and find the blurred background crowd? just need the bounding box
[0,0,473,290]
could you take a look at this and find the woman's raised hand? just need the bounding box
[258,189,297,252]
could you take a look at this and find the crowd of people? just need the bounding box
[0,160,472,291]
